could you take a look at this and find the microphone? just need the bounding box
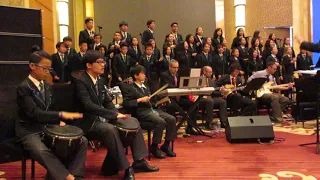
[97,26,103,29]
[139,33,143,37]
[245,36,251,38]
[276,38,282,40]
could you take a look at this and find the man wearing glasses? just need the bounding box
[74,50,159,180]
[17,51,87,180]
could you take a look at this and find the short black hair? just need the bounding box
[130,65,145,81]
[29,50,52,64]
[31,45,41,53]
[82,50,104,69]
[94,33,102,39]
[119,21,128,27]
[120,42,128,48]
[145,43,153,50]
[171,22,178,27]
[56,42,66,49]
[228,63,242,73]
[79,41,88,46]
[63,36,73,42]
[266,61,276,67]
[85,18,93,24]
[147,20,155,26]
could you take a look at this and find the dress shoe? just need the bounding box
[150,146,166,159]
[160,145,176,157]
[132,159,160,173]
[269,116,283,124]
[124,167,135,180]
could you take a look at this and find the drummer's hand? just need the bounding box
[137,96,150,103]
[60,112,83,120]
[59,121,66,127]
[117,113,128,119]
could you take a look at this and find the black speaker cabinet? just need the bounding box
[225,116,275,143]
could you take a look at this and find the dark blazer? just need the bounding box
[212,37,223,49]
[266,55,281,83]
[120,32,132,45]
[223,48,231,62]
[172,33,184,44]
[229,56,241,67]
[142,29,155,46]
[69,52,85,72]
[176,50,192,70]
[66,47,77,56]
[194,35,204,53]
[216,74,242,87]
[282,55,295,83]
[300,41,320,52]
[107,41,121,55]
[278,46,296,59]
[248,47,262,57]
[79,29,95,49]
[160,70,178,88]
[297,53,313,70]
[51,53,72,82]
[16,78,59,138]
[188,44,197,68]
[238,46,249,70]
[212,54,228,77]
[196,52,212,68]
[93,43,107,51]
[159,56,172,73]
[128,46,142,62]
[112,53,136,82]
[74,72,118,133]
[247,57,264,76]
[138,54,159,80]
[163,42,176,58]
[153,48,161,60]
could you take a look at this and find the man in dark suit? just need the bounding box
[79,18,95,49]
[63,36,77,56]
[202,66,228,127]
[297,49,313,70]
[216,64,257,116]
[296,36,320,52]
[196,43,213,68]
[119,21,132,46]
[170,22,183,45]
[122,65,176,158]
[142,20,156,47]
[112,43,136,84]
[107,31,122,56]
[266,46,281,84]
[69,42,88,72]
[17,51,87,180]
[194,27,204,53]
[74,50,159,180]
[138,43,159,93]
[51,42,72,83]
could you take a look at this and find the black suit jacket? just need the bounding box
[163,42,176,58]
[120,32,132,45]
[74,72,118,133]
[174,33,184,44]
[160,70,178,88]
[51,53,72,82]
[142,29,154,46]
[16,78,59,138]
[247,58,264,76]
[216,74,242,87]
[176,50,192,70]
[66,47,77,56]
[69,52,85,72]
[194,35,204,53]
[112,53,136,81]
[138,54,159,80]
[238,46,249,69]
[196,52,212,68]
[79,29,95,49]
[300,41,320,53]
[297,53,313,70]
[212,54,228,77]
[128,46,142,62]
[107,41,121,55]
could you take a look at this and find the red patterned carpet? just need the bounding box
[1,131,320,180]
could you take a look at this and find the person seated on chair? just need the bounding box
[122,65,177,158]
[74,50,159,180]
[160,60,213,135]
[202,66,228,127]
[16,51,87,180]
[216,63,257,116]
[248,61,294,122]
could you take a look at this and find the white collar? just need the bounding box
[58,52,64,57]
[87,71,98,85]
[272,54,277,58]
[135,82,146,89]
[28,74,43,91]
[148,28,153,33]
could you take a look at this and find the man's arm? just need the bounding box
[300,41,320,53]
[75,79,118,120]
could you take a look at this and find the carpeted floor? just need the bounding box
[1,127,320,180]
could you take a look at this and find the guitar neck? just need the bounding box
[268,83,290,89]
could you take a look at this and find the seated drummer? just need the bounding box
[160,60,213,135]
[123,65,177,158]
[216,63,257,116]
[201,66,228,127]
[16,51,87,180]
[248,61,293,122]
[74,50,159,180]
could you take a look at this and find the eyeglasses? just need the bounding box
[35,64,53,72]
[170,66,179,69]
[94,61,107,65]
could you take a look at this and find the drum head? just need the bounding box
[114,118,139,130]
[44,125,83,137]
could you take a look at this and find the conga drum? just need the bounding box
[113,118,139,148]
[42,125,83,162]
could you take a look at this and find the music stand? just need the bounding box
[242,78,266,93]
[298,71,320,154]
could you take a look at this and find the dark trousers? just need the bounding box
[137,109,176,144]
[259,93,292,119]
[88,118,148,171]
[212,97,228,125]
[199,97,214,125]
[227,94,257,116]
[21,133,88,180]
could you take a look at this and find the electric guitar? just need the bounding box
[222,84,246,98]
[256,82,293,98]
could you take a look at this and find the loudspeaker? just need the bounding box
[225,116,274,143]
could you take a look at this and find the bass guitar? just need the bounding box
[256,82,293,98]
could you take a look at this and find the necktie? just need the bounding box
[141,87,145,94]
[174,75,180,101]
[205,53,208,59]
[134,47,137,54]
[124,33,127,39]
[95,83,99,96]
[60,54,64,63]
[147,56,150,61]
[175,35,178,41]
[39,82,45,101]
[123,55,126,62]
[302,55,306,60]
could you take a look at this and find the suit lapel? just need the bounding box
[26,78,46,109]
[44,82,51,107]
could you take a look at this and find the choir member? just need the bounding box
[266,46,281,84]
[196,43,213,68]
[79,18,95,49]
[175,41,192,71]
[142,20,156,46]
[93,34,106,51]
[69,41,87,72]
[194,27,204,53]
[212,28,224,50]
[222,39,231,61]
[51,42,72,83]
[63,36,77,56]
[212,44,228,79]
[247,49,263,76]
[170,22,184,44]
[278,37,295,59]
[163,33,176,58]
[148,39,161,60]
[119,21,132,45]
[160,46,173,73]
[282,46,296,83]
[262,39,274,67]
[128,37,142,63]
[249,37,262,58]
[203,37,215,56]
[107,31,122,56]
[296,48,313,70]
[268,33,280,49]
[231,28,247,49]
[237,37,249,77]
[186,34,197,67]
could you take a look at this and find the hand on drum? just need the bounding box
[60,112,83,120]
[59,121,66,127]
[117,113,130,119]
[137,96,150,103]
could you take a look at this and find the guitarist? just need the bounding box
[216,63,257,116]
[248,61,293,122]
